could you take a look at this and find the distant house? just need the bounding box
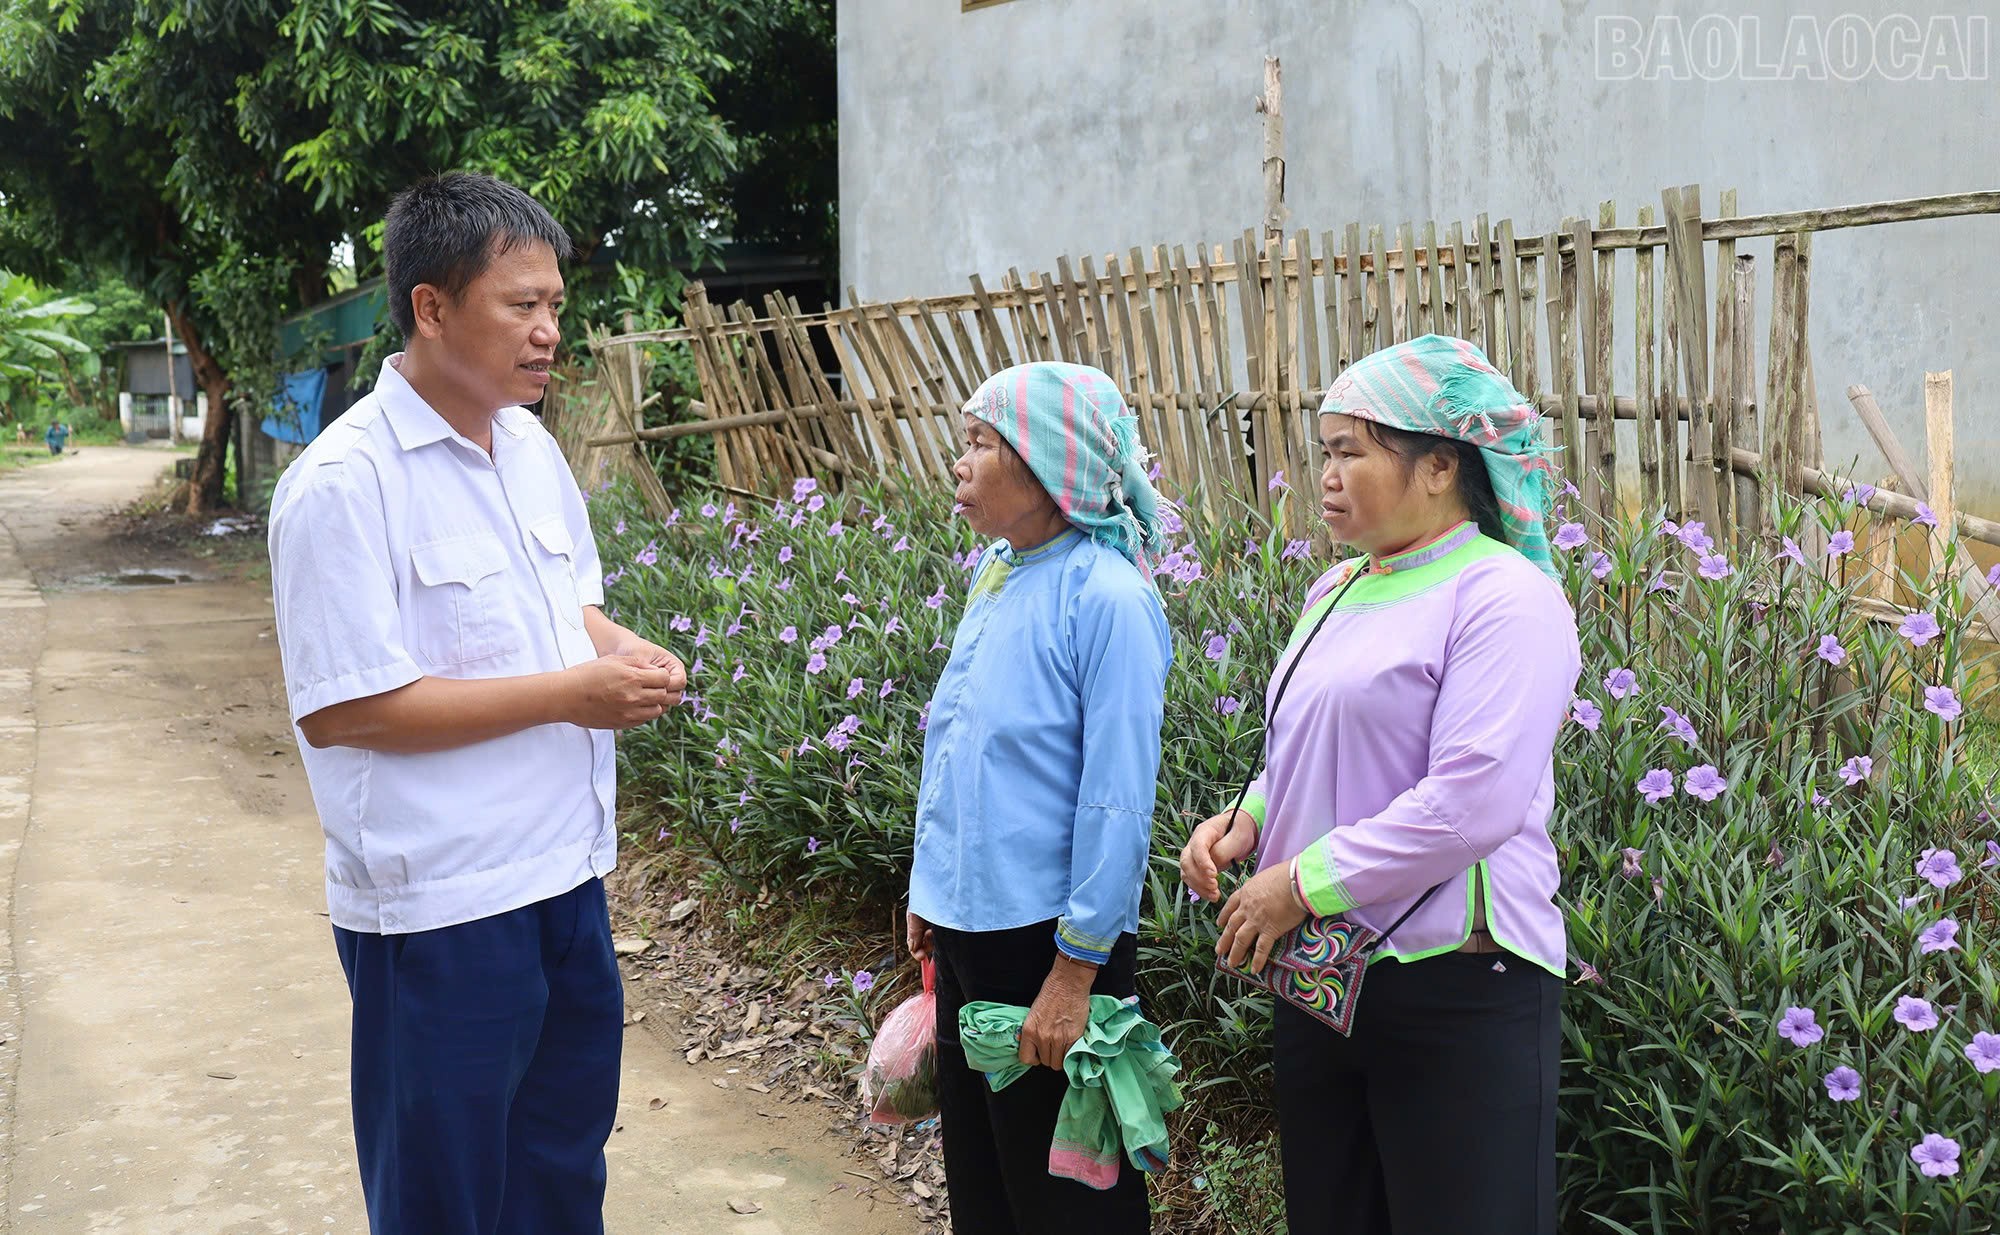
[110,338,203,441]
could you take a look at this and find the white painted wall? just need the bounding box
[839,0,2000,512]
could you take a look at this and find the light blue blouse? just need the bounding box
[908,529,1173,964]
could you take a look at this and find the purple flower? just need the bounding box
[805,652,828,675]
[821,624,844,647]
[1828,530,1856,556]
[778,576,794,592]
[1910,1134,1960,1178]
[1913,502,1939,528]
[732,664,747,683]
[806,494,826,513]
[730,816,742,833]
[1817,635,1847,666]
[892,536,911,553]
[917,702,932,732]
[688,657,704,678]
[779,626,798,644]
[635,543,660,568]
[1924,686,1962,721]
[699,502,717,520]
[1697,553,1732,581]
[1812,792,1830,807]
[1659,517,1680,537]
[1901,893,1929,910]
[884,615,905,637]
[1570,698,1602,731]
[1659,706,1699,747]
[1917,848,1961,888]
[1268,470,1289,492]
[1900,612,1942,646]
[805,836,820,855]
[1894,996,1939,1032]
[821,970,839,989]
[1214,695,1241,716]
[1839,755,1872,786]
[693,625,710,648]
[1572,961,1604,986]
[1983,840,2000,870]
[925,585,949,609]
[612,517,627,535]
[1989,562,2000,589]
[777,544,794,565]
[1587,550,1613,579]
[1604,668,1637,698]
[1619,847,1645,879]
[879,679,897,699]
[1204,632,1229,660]
[792,476,817,502]
[826,520,846,538]
[1843,483,1878,506]
[1777,1006,1824,1047]
[1684,765,1728,801]
[852,970,875,994]
[1823,1066,1861,1101]
[1160,507,1185,536]
[1637,769,1675,803]
[1678,523,1715,554]
[1965,1032,2000,1073]
[1553,522,1587,550]
[1645,569,1673,594]
[846,677,865,700]
[1918,918,1960,954]
[1779,537,1806,567]
[1282,538,1311,561]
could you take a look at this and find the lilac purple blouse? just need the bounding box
[1239,522,1580,976]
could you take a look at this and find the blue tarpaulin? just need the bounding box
[263,368,328,444]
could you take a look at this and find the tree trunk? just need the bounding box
[165,300,235,514]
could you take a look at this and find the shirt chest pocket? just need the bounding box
[527,518,583,630]
[409,533,517,666]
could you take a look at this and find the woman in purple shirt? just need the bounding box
[1180,335,1580,1235]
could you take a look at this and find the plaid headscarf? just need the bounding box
[1319,334,1561,577]
[962,362,1167,575]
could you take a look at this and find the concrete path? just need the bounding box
[0,446,913,1234]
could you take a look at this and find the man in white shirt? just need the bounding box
[268,172,684,1235]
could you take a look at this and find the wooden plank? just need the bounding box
[1296,228,1325,392]
[1785,234,1814,510]
[1658,258,1683,513]
[1470,214,1495,354]
[1370,226,1392,350]
[1237,232,1272,517]
[1710,189,1738,534]
[1342,223,1365,368]
[1195,243,1237,499]
[1517,242,1540,398]
[1424,220,1447,338]
[1270,233,1301,514]
[1078,255,1117,376]
[1569,215,1600,511]
[1634,205,1660,512]
[1730,254,1760,545]
[1145,244,1192,492]
[1761,234,1799,505]
[1445,221,1468,341]
[1592,201,1618,513]
[1926,369,1955,567]
[1318,228,1343,379]
[1497,219,1524,387]
[1727,446,2000,549]
[1395,222,1418,340]
[826,316,908,473]
[1664,184,1718,530]
[1548,222,1583,497]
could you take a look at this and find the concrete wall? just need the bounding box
[838,0,2000,513]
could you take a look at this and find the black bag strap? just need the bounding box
[1224,562,1445,952]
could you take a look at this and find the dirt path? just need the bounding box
[0,446,916,1234]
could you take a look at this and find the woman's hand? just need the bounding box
[1017,956,1096,1070]
[1179,808,1259,902]
[905,910,934,961]
[1217,862,1310,975]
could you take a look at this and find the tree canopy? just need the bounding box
[0,0,834,509]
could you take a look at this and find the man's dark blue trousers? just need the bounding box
[334,877,623,1234]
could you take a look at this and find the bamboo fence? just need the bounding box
[588,188,2000,560]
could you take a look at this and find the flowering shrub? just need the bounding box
[589,477,1997,1232]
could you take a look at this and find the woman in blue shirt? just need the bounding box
[906,362,1173,1234]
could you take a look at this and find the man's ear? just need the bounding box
[410,284,449,340]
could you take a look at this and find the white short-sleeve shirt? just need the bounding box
[268,355,615,934]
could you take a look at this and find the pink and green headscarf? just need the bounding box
[1319,334,1561,577]
[962,362,1168,576]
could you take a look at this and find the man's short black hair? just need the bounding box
[383,172,574,338]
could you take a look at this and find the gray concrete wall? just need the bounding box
[838,0,2000,512]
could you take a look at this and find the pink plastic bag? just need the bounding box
[861,958,939,1125]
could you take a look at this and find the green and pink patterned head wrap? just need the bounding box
[1319,334,1560,577]
[962,362,1168,575]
